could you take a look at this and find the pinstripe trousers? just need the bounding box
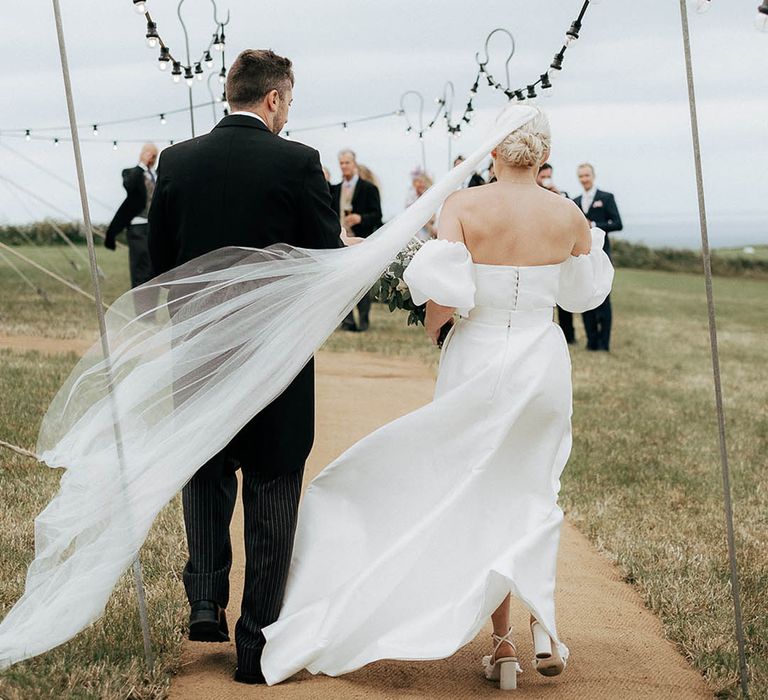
[182,449,303,672]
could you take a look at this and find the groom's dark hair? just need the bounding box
[226,49,294,109]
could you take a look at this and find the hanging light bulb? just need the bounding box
[133,0,146,13]
[158,46,171,70]
[25,129,31,142]
[213,30,225,52]
[160,113,167,125]
[145,21,159,49]
[171,61,182,83]
[92,124,99,136]
[184,66,195,87]
[757,0,768,31]
[526,85,538,100]
[113,141,118,150]
[695,0,712,13]
[540,73,554,98]
[343,122,349,132]
[195,62,204,80]
[565,20,581,46]
[218,67,227,84]
[204,50,214,68]
[54,137,60,147]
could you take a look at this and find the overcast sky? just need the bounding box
[0,1,766,248]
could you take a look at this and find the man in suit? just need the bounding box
[329,149,382,331]
[572,163,623,351]
[454,155,486,188]
[104,143,159,312]
[148,49,342,685]
[537,163,575,344]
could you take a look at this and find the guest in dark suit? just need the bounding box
[104,143,159,312]
[148,49,342,685]
[537,163,574,343]
[572,163,623,351]
[329,149,383,332]
[454,155,486,188]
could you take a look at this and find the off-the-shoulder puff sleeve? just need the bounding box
[556,228,615,313]
[403,239,476,315]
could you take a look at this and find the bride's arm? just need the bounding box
[425,194,464,344]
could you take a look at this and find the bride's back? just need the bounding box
[452,182,582,267]
[440,109,588,267]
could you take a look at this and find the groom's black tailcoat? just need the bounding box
[148,114,341,472]
[147,114,341,673]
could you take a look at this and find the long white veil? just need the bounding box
[0,105,536,669]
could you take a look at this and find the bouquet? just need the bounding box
[373,237,426,326]
[373,237,453,346]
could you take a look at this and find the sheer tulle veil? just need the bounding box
[0,105,537,668]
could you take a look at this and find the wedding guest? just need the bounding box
[537,163,574,344]
[330,149,383,332]
[407,169,436,241]
[104,143,160,314]
[454,155,486,188]
[573,163,623,351]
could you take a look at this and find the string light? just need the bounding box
[213,30,225,52]
[342,121,349,132]
[112,141,119,150]
[133,0,146,13]
[756,0,768,30]
[204,50,214,68]
[160,113,167,125]
[158,46,171,70]
[195,62,204,80]
[172,61,182,83]
[92,124,99,136]
[145,20,159,49]
[184,66,195,87]
[696,0,712,13]
[25,130,31,142]
[218,67,227,84]
[54,138,59,147]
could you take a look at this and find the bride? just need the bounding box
[260,110,613,689]
[0,105,611,693]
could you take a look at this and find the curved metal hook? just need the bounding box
[210,0,231,27]
[399,90,425,136]
[475,27,516,89]
[177,0,192,64]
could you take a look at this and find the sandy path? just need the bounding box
[0,334,92,355]
[169,351,713,699]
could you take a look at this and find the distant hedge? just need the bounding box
[1,222,766,280]
[611,239,768,280]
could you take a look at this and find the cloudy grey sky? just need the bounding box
[0,0,766,247]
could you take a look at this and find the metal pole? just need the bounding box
[178,0,196,137]
[50,0,154,671]
[678,2,749,696]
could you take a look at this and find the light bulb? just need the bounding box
[204,51,214,68]
[343,122,349,132]
[756,8,768,31]
[195,62,204,80]
[565,34,578,47]
[185,77,194,87]
[160,114,167,125]
[25,130,31,142]
[218,68,226,84]
[158,59,168,71]
[113,141,118,150]
[92,125,99,136]
[696,0,712,13]
[147,36,158,49]
[54,138,59,146]
[133,0,146,14]
[173,74,181,84]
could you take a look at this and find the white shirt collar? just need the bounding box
[230,111,269,128]
[343,173,359,189]
[583,185,598,200]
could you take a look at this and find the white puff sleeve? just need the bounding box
[403,239,476,316]
[556,228,615,313]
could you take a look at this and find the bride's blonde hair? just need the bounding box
[495,108,551,168]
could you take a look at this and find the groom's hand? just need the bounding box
[340,231,364,246]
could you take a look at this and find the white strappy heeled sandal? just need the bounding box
[482,627,523,690]
[530,619,566,677]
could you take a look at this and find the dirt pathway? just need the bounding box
[169,351,713,699]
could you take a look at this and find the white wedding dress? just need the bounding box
[261,229,614,683]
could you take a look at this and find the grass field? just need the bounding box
[0,245,766,698]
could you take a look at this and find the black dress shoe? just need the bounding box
[357,316,369,332]
[340,321,357,332]
[188,600,229,643]
[234,666,267,685]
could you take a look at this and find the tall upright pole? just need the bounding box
[178,0,196,137]
[678,2,749,696]
[51,0,154,671]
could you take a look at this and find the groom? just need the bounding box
[148,49,342,684]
